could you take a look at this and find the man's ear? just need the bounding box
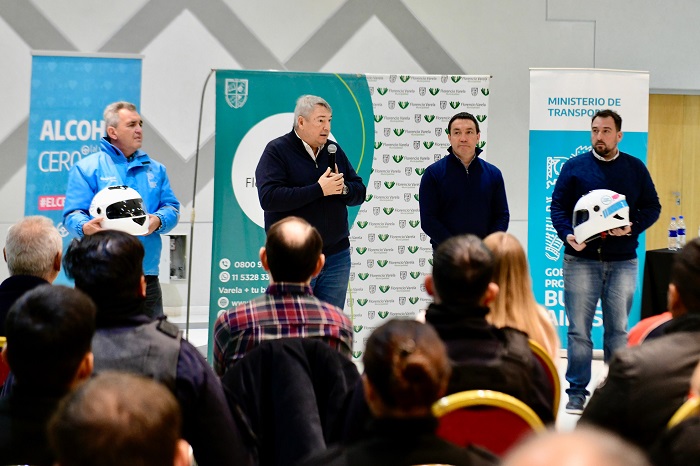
[259,247,269,271]
[53,251,62,272]
[139,275,147,299]
[173,439,192,466]
[668,283,687,318]
[481,282,499,306]
[312,254,325,278]
[424,274,435,297]
[106,125,118,140]
[2,247,6,264]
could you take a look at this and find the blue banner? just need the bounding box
[528,69,650,350]
[25,53,142,284]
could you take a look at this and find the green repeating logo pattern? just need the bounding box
[357,299,368,306]
[423,141,434,149]
[476,114,487,122]
[410,272,421,279]
[379,285,390,293]
[377,88,388,95]
[393,155,403,163]
[357,221,368,229]
[353,325,363,332]
[450,101,460,109]
[358,273,369,280]
[352,351,363,358]
[374,142,382,149]
[428,258,434,266]
[365,194,373,202]
[356,247,367,255]
[377,260,388,267]
[374,115,383,122]
[477,141,486,149]
[424,114,436,122]
[398,101,409,109]
[378,311,389,319]
[409,220,420,228]
[481,88,490,96]
[393,128,405,136]
[399,75,410,82]
[409,297,419,304]
[429,88,440,96]
[415,168,425,176]
[413,193,420,201]
[383,207,394,215]
[408,246,419,254]
[378,234,389,242]
[384,181,395,189]
[451,76,462,83]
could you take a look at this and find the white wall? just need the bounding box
[0,0,696,318]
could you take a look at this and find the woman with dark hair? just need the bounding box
[302,319,497,466]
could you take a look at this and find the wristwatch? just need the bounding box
[342,184,349,195]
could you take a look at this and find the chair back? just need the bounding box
[0,336,8,387]
[432,389,544,457]
[667,397,700,429]
[528,339,560,417]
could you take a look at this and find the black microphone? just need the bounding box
[327,144,337,173]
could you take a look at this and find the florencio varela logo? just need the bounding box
[225,79,248,109]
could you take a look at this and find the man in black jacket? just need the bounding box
[424,234,554,424]
[255,94,366,309]
[580,238,700,449]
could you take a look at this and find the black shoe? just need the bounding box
[565,394,586,415]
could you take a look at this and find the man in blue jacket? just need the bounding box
[551,109,661,415]
[419,112,509,249]
[255,95,366,309]
[63,101,180,318]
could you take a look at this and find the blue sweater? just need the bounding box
[550,151,661,261]
[255,130,366,255]
[419,148,509,248]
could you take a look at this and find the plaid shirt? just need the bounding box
[213,282,353,376]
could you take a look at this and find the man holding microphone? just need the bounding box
[255,95,366,309]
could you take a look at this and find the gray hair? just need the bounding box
[104,101,138,129]
[5,216,62,279]
[293,95,332,129]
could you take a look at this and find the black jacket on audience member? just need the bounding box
[580,313,700,449]
[425,302,555,424]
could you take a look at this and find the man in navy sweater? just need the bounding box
[419,112,509,249]
[255,95,366,309]
[551,109,661,415]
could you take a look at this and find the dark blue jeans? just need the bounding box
[563,254,637,396]
[310,247,351,309]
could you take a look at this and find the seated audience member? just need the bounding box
[503,427,651,466]
[49,372,191,466]
[580,238,700,449]
[0,215,62,334]
[627,311,672,346]
[0,285,95,465]
[424,234,554,423]
[213,216,352,376]
[302,319,498,466]
[62,230,252,466]
[648,360,700,465]
[483,231,560,360]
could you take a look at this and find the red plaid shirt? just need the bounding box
[213,283,353,376]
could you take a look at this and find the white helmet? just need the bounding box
[89,186,148,236]
[573,189,630,244]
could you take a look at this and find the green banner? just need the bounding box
[210,71,374,353]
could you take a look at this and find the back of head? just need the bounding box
[5,215,62,279]
[670,238,700,313]
[5,285,95,394]
[504,428,650,466]
[265,216,323,283]
[363,319,450,412]
[432,234,493,307]
[63,230,145,311]
[49,372,182,466]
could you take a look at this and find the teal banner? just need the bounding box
[25,53,142,284]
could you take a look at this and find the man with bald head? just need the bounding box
[213,216,353,376]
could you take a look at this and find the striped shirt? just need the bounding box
[213,282,353,376]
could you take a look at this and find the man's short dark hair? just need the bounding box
[265,216,323,282]
[671,238,700,312]
[432,234,494,307]
[447,112,480,135]
[63,230,145,310]
[5,285,96,394]
[592,109,622,132]
[49,372,182,466]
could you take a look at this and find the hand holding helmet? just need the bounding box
[572,189,630,244]
[89,186,149,236]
